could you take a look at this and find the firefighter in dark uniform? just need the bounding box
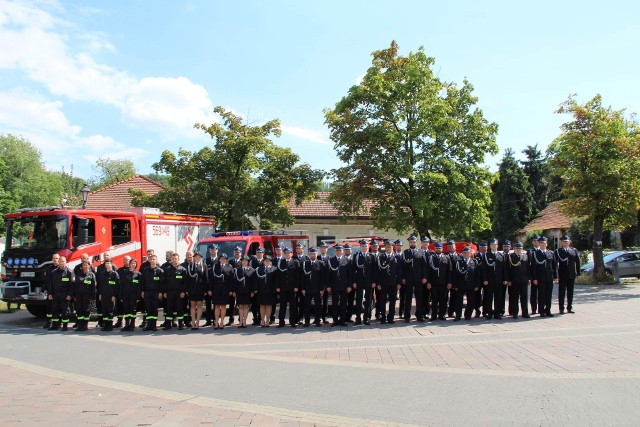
[452,247,480,320]
[72,261,96,331]
[302,247,326,327]
[426,242,452,321]
[419,236,433,318]
[481,238,507,320]
[376,240,401,323]
[275,247,301,327]
[141,254,164,331]
[530,237,556,317]
[270,244,284,324]
[473,241,488,317]
[369,240,381,321]
[48,256,74,331]
[140,249,154,271]
[72,253,94,328]
[227,247,243,326]
[293,243,309,325]
[394,239,404,316]
[500,241,512,316]
[556,235,580,314]
[506,242,530,318]
[256,256,277,327]
[343,244,356,322]
[98,260,119,331]
[204,244,219,326]
[249,247,266,325]
[162,252,188,330]
[211,253,233,329]
[446,240,461,317]
[115,256,130,329]
[527,235,541,314]
[402,236,427,322]
[233,256,256,328]
[181,252,194,328]
[42,253,60,329]
[95,253,117,328]
[120,259,142,331]
[352,240,374,325]
[327,245,353,326]
[317,242,331,323]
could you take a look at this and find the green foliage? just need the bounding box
[0,134,64,230]
[576,271,615,285]
[324,41,498,238]
[491,148,533,240]
[144,173,170,187]
[548,94,640,273]
[138,107,325,230]
[521,144,553,215]
[89,158,136,190]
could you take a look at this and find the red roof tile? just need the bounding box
[521,201,572,233]
[85,175,166,211]
[289,192,374,218]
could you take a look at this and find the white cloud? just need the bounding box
[281,125,330,145]
[0,0,215,139]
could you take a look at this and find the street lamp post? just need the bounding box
[80,183,90,209]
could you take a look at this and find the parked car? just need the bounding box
[581,251,640,278]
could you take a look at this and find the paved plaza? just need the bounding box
[1,283,640,426]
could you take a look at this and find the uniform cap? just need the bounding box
[343,244,352,249]
[502,240,512,247]
[359,239,368,245]
[283,247,292,253]
[256,247,265,253]
[334,245,343,251]
[395,239,403,246]
[447,240,456,246]
[421,236,430,242]
[561,236,571,241]
[193,252,203,259]
[538,236,548,243]
[489,238,498,245]
[275,244,283,250]
[296,243,305,248]
[463,246,472,253]
[479,241,488,247]
[264,255,272,261]
[208,244,218,250]
[434,243,443,249]
[233,246,242,253]
[319,241,328,248]
[530,235,540,241]
[384,240,393,246]
[309,247,318,253]
[371,240,379,246]
[408,235,417,242]
[514,242,524,248]
[219,253,228,259]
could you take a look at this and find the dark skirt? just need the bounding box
[257,292,276,306]
[235,292,251,305]
[213,294,229,305]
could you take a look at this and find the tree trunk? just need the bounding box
[593,215,605,274]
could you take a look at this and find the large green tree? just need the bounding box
[89,158,136,189]
[491,148,533,240]
[548,94,640,274]
[324,41,498,238]
[0,134,64,229]
[133,107,324,230]
[520,144,550,215]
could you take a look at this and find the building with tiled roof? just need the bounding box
[85,175,166,211]
[287,192,401,247]
[518,201,573,248]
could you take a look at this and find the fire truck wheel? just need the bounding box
[26,304,47,319]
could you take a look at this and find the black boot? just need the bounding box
[178,319,184,330]
[121,318,130,332]
[139,317,147,329]
[43,319,52,329]
[61,322,68,331]
[102,320,113,331]
[49,321,59,331]
[151,320,158,331]
[163,320,172,330]
[129,319,135,332]
[114,318,123,328]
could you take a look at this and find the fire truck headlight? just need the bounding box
[6,258,13,266]
[20,258,27,266]
[27,258,35,265]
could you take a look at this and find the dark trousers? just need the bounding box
[530,283,538,313]
[322,291,330,319]
[115,299,124,321]
[297,292,305,323]
[454,288,475,319]
[447,288,457,316]
[101,296,115,321]
[354,285,365,318]
[398,283,406,315]
[304,292,322,323]
[377,286,397,320]
[332,289,349,323]
[499,284,508,315]
[538,280,553,315]
[165,291,184,321]
[430,286,448,318]
[508,282,529,316]
[558,277,575,311]
[345,288,355,319]
[482,282,501,317]
[278,290,298,324]
[145,293,159,320]
[122,294,138,318]
[271,297,278,321]
[250,294,259,322]
[404,281,424,320]
[362,285,374,320]
[95,298,102,320]
[474,287,483,313]
[374,287,380,317]
[75,295,91,321]
[421,287,431,317]
[51,296,69,323]
[204,294,213,323]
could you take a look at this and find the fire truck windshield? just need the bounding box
[196,241,247,258]
[6,217,69,251]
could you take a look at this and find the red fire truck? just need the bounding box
[195,229,310,258]
[1,207,215,317]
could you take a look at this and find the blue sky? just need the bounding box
[1,0,639,181]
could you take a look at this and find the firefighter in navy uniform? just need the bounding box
[376,240,401,323]
[556,236,580,314]
[95,253,117,328]
[452,247,480,321]
[227,247,243,326]
[115,256,130,329]
[426,243,452,321]
[293,243,309,325]
[42,253,60,329]
[473,241,488,317]
[393,239,404,316]
[275,247,301,327]
[120,259,143,332]
[180,252,194,328]
[481,238,507,320]
[446,241,461,318]
[270,244,285,324]
[352,240,374,325]
[402,236,427,322]
[530,237,557,317]
[327,245,353,326]
[249,247,266,325]
[203,244,219,326]
[162,253,188,330]
[302,247,326,327]
[48,256,74,331]
[527,235,541,314]
[499,241,512,316]
[256,256,277,327]
[419,236,434,318]
[317,242,331,324]
[98,260,119,331]
[506,242,530,319]
[72,261,96,331]
[368,240,381,321]
[141,254,164,331]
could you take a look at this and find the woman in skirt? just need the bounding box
[119,259,142,332]
[187,252,209,330]
[233,256,256,328]
[211,253,233,329]
[256,256,277,327]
